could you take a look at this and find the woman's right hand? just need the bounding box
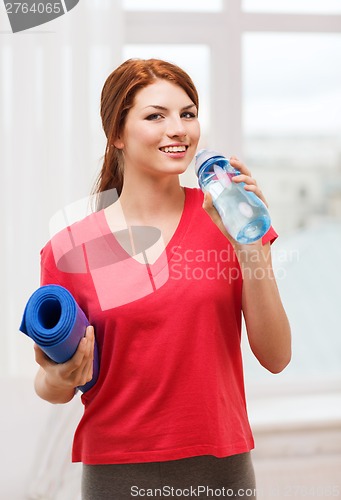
[34,325,95,403]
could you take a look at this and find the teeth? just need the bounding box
[161,146,186,153]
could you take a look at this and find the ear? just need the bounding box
[113,137,124,149]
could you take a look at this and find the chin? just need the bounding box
[167,166,189,176]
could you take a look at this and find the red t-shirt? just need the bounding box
[40,187,277,464]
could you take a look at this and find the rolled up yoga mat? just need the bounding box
[20,284,99,393]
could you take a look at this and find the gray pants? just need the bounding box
[82,453,256,499]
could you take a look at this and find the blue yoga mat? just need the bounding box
[20,284,99,393]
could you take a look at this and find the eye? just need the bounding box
[145,113,163,121]
[181,111,197,119]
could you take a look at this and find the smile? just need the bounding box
[159,145,187,153]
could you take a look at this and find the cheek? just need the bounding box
[191,121,201,143]
[131,125,161,147]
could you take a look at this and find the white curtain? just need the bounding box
[0,0,124,377]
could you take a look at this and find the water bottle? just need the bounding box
[195,149,271,244]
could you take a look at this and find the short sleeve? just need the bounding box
[261,225,278,246]
[40,241,63,286]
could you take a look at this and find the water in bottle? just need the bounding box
[195,149,271,244]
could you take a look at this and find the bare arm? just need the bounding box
[202,157,291,373]
[237,242,291,373]
[34,326,95,404]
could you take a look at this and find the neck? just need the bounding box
[117,173,185,224]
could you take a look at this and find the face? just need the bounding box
[114,79,200,179]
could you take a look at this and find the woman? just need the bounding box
[34,58,291,499]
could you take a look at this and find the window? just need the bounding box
[243,0,341,14]
[124,0,223,12]
[243,33,341,235]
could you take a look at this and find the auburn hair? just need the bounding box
[92,58,199,209]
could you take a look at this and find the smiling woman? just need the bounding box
[32,58,291,500]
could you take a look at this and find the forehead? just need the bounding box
[132,79,192,107]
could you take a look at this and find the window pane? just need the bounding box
[243,33,341,235]
[243,0,341,14]
[124,0,223,12]
[243,34,341,137]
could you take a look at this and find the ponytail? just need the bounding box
[92,144,123,211]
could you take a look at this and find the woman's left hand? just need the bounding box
[229,156,268,207]
[202,156,268,248]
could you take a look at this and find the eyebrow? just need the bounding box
[143,104,197,111]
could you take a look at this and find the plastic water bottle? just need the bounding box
[195,149,271,244]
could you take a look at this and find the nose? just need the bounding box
[167,116,187,138]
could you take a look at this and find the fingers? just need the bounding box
[35,325,96,389]
[33,343,44,365]
[229,157,252,177]
[85,325,95,342]
[76,325,95,385]
[82,326,95,383]
[69,325,94,365]
[232,173,257,186]
[229,156,268,207]
[64,326,95,384]
[34,344,56,369]
[244,185,268,207]
[203,154,270,245]
[233,175,268,206]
